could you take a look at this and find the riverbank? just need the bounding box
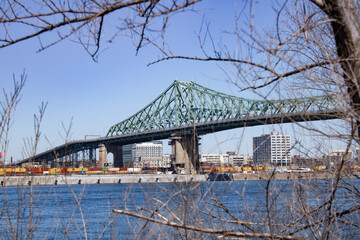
[0,174,207,186]
[0,171,357,186]
[232,171,349,181]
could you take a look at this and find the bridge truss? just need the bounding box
[107,80,339,136]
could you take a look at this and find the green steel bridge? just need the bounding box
[18,80,339,167]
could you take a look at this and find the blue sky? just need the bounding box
[0,0,343,162]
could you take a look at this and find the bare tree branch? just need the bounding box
[0,0,200,58]
[112,208,306,240]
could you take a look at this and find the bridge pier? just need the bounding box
[71,152,78,167]
[107,144,123,168]
[89,148,97,166]
[98,144,108,168]
[170,134,199,174]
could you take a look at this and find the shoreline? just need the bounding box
[0,171,356,186]
[232,171,347,181]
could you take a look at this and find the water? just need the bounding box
[0,178,359,239]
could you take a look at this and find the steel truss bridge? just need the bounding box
[18,80,339,169]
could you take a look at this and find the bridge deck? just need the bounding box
[18,110,339,164]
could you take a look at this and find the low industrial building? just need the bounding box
[200,152,251,167]
[133,155,171,168]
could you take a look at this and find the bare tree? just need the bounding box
[110,0,360,239]
[2,0,360,239]
[111,176,360,239]
[0,79,113,238]
[0,0,199,60]
[0,73,25,164]
[151,0,360,136]
[1,1,358,124]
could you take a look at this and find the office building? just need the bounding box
[123,141,163,166]
[253,132,291,166]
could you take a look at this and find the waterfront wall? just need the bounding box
[0,174,208,186]
[0,171,353,186]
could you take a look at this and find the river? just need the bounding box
[0,178,359,239]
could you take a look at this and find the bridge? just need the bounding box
[18,80,339,173]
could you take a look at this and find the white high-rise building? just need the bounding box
[253,132,291,166]
[131,141,163,162]
[123,141,163,164]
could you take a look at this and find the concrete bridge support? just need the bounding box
[82,148,97,167]
[71,152,78,167]
[169,134,199,174]
[98,144,108,168]
[107,144,123,168]
[89,148,97,166]
[87,148,96,161]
